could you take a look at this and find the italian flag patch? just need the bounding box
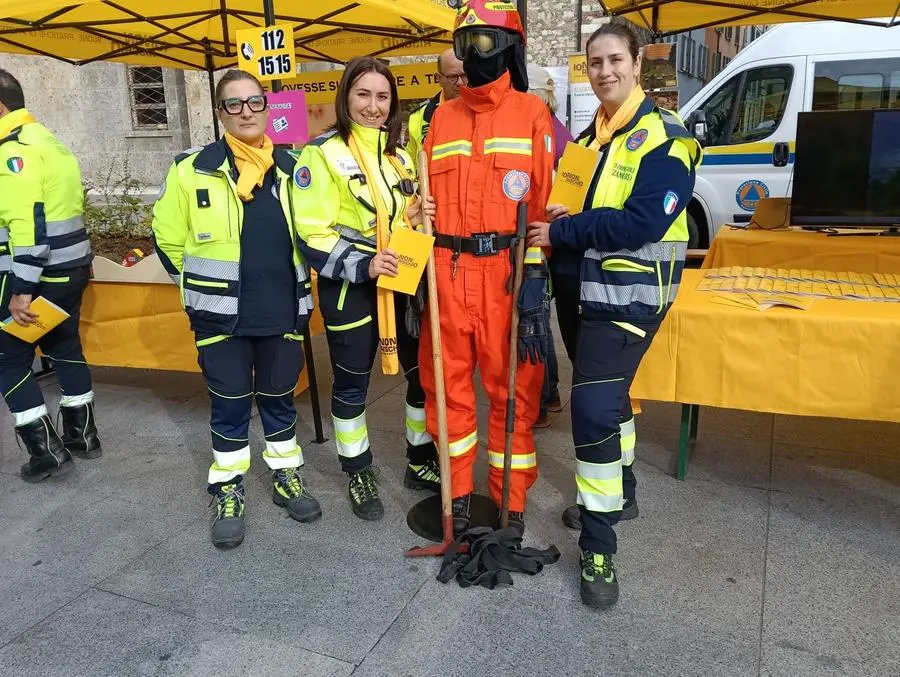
[6,157,24,173]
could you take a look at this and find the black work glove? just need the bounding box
[404,277,428,338]
[517,265,551,365]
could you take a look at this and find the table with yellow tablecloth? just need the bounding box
[703,227,900,273]
[631,268,900,478]
[77,279,327,438]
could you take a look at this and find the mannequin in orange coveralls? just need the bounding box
[419,0,554,536]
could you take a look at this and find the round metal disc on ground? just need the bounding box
[406,493,498,542]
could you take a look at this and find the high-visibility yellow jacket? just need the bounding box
[0,109,92,301]
[151,139,314,336]
[294,122,417,283]
[406,92,441,167]
[551,97,702,319]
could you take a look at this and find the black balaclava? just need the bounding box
[461,32,529,92]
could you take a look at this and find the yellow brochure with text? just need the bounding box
[376,227,435,296]
[548,142,600,215]
[1,296,70,343]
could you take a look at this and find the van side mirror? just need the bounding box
[687,110,708,147]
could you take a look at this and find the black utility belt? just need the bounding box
[434,232,515,257]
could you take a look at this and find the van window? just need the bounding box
[698,65,793,146]
[813,58,900,111]
[838,74,884,110]
[890,71,900,108]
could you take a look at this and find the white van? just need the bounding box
[678,21,900,247]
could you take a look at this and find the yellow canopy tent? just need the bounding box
[0,0,455,68]
[600,0,899,34]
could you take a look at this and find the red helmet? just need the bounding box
[451,1,526,44]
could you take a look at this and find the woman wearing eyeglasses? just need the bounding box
[152,69,319,550]
[294,56,437,523]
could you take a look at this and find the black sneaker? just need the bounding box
[272,468,322,523]
[348,466,383,521]
[209,481,245,549]
[452,493,471,535]
[562,498,639,529]
[580,549,619,608]
[403,458,440,492]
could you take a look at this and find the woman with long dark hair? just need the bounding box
[295,57,438,522]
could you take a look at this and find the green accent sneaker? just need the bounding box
[580,550,619,608]
[272,468,322,523]
[403,458,440,492]
[348,466,383,521]
[209,482,245,549]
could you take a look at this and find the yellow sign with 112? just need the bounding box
[236,24,296,82]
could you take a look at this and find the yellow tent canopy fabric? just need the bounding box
[602,1,900,34]
[0,0,455,68]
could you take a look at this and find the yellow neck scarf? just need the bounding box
[224,131,274,202]
[0,109,37,139]
[347,129,400,375]
[589,85,646,150]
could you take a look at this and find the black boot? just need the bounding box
[580,549,619,608]
[452,493,471,536]
[506,510,525,537]
[348,466,383,521]
[60,402,102,459]
[208,480,246,549]
[272,467,322,523]
[17,414,74,483]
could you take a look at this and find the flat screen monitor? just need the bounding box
[791,109,900,227]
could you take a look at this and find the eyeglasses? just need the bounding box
[219,95,268,115]
[439,72,468,84]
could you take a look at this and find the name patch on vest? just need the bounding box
[626,129,648,151]
[295,166,312,189]
[502,170,531,201]
[610,162,636,182]
[335,157,361,176]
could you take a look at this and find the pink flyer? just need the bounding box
[265,90,309,145]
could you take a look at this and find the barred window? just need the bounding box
[128,66,168,130]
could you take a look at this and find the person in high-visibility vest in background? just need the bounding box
[406,48,466,163]
[0,68,101,483]
[419,0,554,537]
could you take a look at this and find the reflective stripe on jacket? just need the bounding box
[293,124,417,283]
[151,139,314,336]
[551,97,701,319]
[0,109,92,297]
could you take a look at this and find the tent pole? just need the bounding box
[204,38,220,139]
[262,0,327,444]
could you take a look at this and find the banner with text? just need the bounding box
[267,62,442,104]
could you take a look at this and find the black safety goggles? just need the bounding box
[453,28,517,61]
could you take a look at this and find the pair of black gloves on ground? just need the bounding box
[404,264,551,365]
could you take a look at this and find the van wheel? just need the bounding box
[687,212,701,249]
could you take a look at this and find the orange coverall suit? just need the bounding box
[420,71,554,512]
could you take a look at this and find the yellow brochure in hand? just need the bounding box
[376,227,435,296]
[548,142,600,215]
[2,296,70,343]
